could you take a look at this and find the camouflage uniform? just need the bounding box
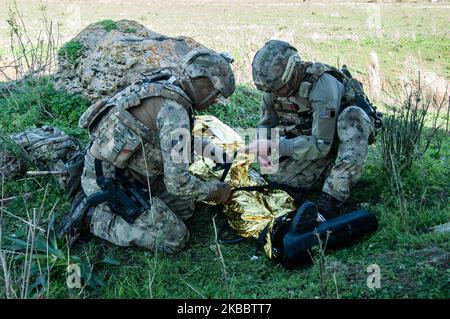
[254,41,375,203]
[77,49,235,253]
[80,81,218,253]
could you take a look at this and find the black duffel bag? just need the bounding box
[272,202,379,269]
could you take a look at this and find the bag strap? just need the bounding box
[94,158,105,185]
[218,223,245,244]
[252,223,270,259]
[219,151,238,182]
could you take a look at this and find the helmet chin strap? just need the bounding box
[285,65,301,97]
[281,54,301,84]
[182,76,219,109]
[280,55,302,97]
[196,89,220,108]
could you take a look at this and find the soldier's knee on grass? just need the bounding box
[132,197,191,254]
[89,197,191,254]
[159,227,190,254]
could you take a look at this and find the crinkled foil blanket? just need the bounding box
[190,115,296,258]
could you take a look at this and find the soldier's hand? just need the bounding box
[208,182,232,204]
[244,139,271,156]
[215,182,232,203]
[242,139,273,169]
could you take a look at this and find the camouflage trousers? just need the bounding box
[272,106,375,202]
[81,150,195,254]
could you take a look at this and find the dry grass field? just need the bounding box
[1,0,449,85]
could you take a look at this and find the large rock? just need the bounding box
[54,20,204,102]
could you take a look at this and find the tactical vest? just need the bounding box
[79,72,194,169]
[273,62,346,138]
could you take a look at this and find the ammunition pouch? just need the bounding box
[92,106,153,168]
[64,149,86,201]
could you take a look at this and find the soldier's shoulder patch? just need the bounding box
[319,109,336,119]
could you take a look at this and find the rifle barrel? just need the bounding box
[26,170,67,176]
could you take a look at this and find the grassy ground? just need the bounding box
[0,0,449,299]
[0,79,448,299]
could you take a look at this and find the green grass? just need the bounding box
[0,76,448,299]
[2,1,449,82]
[57,40,85,68]
[196,84,262,128]
[96,19,118,32]
[123,27,137,34]
[0,76,89,140]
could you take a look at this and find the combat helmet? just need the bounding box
[181,48,236,107]
[252,40,301,92]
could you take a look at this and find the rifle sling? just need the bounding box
[219,151,238,182]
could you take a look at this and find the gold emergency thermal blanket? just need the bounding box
[190,115,296,258]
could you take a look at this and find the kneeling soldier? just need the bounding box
[59,49,236,253]
[247,40,378,229]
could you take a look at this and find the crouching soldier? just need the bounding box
[59,49,236,254]
[247,40,380,230]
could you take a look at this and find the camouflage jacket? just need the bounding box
[258,62,345,161]
[82,76,215,202]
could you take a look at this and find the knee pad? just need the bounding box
[339,105,369,121]
[337,106,373,157]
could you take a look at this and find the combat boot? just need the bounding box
[317,192,344,220]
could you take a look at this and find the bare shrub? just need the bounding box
[1,0,60,84]
[380,73,449,220]
[368,51,382,100]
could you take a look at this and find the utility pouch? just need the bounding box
[64,149,86,201]
[93,107,143,168]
